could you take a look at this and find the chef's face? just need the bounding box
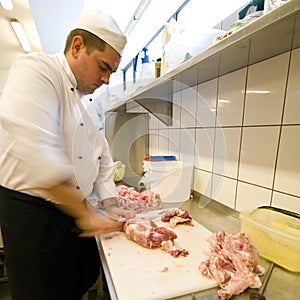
[73,38,121,95]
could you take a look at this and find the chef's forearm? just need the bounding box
[34,184,90,219]
[102,197,119,211]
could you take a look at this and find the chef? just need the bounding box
[0,9,134,300]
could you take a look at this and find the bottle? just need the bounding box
[155,58,161,78]
[137,176,151,192]
[264,0,287,14]
[136,47,154,90]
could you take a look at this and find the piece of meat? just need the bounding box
[123,218,189,257]
[124,218,177,248]
[160,208,193,228]
[199,230,261,300]
[117,185,161,213]
[160,240,189,257]
[95,185,161,214]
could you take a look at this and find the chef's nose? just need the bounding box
[101,73,110,85]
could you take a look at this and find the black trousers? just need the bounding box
[0,185,100,300]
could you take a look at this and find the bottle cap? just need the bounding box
[141,47,150,64]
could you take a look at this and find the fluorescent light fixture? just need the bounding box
[246,90,271,94]
[10,19,32,52]
[0,0,13,10]
[124,0,151,35]
[218,99,231,103]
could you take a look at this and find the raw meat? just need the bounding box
[95,185,161,213]
[199,230,261,300]
[123,218,189,257]
[116,185,161,213]
[160,240,189,257]
[160,208,193,228]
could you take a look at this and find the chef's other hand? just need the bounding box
[101,197,136,221]
[76,212,124,237]
[107,205,136,221]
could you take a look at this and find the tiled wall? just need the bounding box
[148,47,300,213]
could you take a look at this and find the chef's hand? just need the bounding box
[75,212,125,237]
[101,197,136,222]
[107,205,136,221]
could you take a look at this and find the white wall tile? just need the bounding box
[181,86,197,128]
[238,126,280,188]
[149,48,300,214]
[180,128,195,164]
[243,53,289,125]
[196,79,218,127]
[158,118,168,130]
[168,128,181,159]
[212,175,237,209]
[158,129,169,155]
[283,48,300,124]
[195,128,215,172]
[149,129,159,155]
[149,113,159,130]
[272,191,300,214]
[274,125,300,197]
[217,68,246,127]
[236,181,272,211]
[214,127,241,178]
[170,90,181,129]
[193,169,212,199]
[173,76,182,92]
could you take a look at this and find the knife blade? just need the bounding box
[135,208,164,220]
[97,208,128,222]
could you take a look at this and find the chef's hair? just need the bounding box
[64,29,106,55]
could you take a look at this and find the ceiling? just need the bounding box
[0,0,248,92]
[0,0,41,71]
[0,0,184,80]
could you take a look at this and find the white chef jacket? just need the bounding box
[0,52,117,202]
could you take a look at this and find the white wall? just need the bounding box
[148,47,300,214]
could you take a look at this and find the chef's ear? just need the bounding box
[72,36,84,54]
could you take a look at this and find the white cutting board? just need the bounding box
[100,216,217,300]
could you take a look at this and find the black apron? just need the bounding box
[0,185,100,300]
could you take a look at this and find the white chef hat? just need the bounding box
[75,9,127,56]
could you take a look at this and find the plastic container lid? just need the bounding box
[143,155,177,161]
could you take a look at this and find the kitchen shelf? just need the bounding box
[105,0,300,125]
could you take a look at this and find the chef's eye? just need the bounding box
[98,63,107,72]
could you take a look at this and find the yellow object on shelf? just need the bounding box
[113,161,125,182]
[240,207,300,272]
[155,58,161,78]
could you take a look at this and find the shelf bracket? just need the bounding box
[133,80,173,126]
[134,97,172,126]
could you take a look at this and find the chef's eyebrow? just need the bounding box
[101,60,115,73]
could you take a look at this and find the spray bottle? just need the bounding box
[136,47,154,90]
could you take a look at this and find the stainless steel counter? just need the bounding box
[98,194,300,300]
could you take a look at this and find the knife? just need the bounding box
[97,208,128,222]
[70,209,127,235]
[135,208,164,220]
